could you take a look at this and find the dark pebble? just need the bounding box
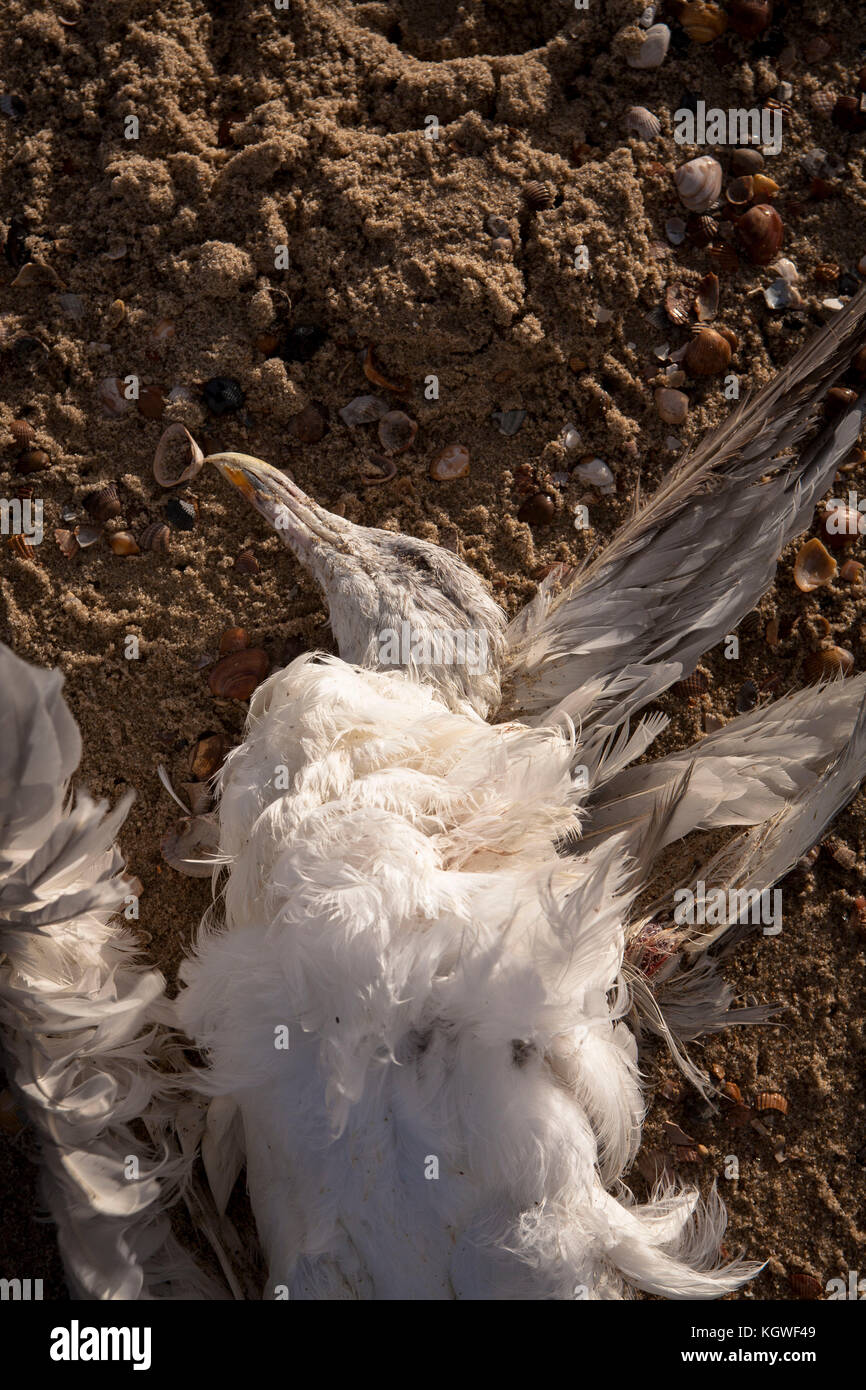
[281,324,327,363]
[517,492,555,526]
[203,376,245,415]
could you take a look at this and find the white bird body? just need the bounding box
[3,290,866,1300]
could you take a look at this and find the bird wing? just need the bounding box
[500,289,866,738]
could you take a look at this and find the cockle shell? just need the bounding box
[794,538,836,591]
[681,2,727,43]
[627,23,670,70]
[674,156,723,213]
[624,106,661,140]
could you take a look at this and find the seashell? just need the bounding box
[378,410,417,454]
[683,327,732,377]
[833,95,866,134]
[725,175,754,207]
[687,213,719,248]
[208,647,270,700]
[852,345,866,378]
[182,783,212,816]
[573,457,615,493]
[359,455,398,486]
[624,106,661,140]
[429,445,470,481]
[103,241,127,261]
[654,388,689,424]
[729,1103,754,1127]
[824,836,857,869]
[137,385,166,420]
[847,895,866,928]
[160,814,221,877]
[763,278,799,310]
[523,180,554,210]
[810,90,836,119]
[339,395,389,426]
[108,531,140,555]
[814,262,840,283]
[8,417,36,445]
[706,243,739,273]
[16,448,50,474]
[802,646,855,682]
[736,679,758,712]
[727,0,772,39]
[627,22,671,69]
[153,423,204,487]
[722,1081,743,1103]
[788,1270,822,1300]
[98,376,133,417]
[738,204,783,265]
[755,1091,788,1115]
[664,283,692,326]
[10,260,61,288]
[139,521,171,553]
[694,272,719,321]
[203,376,245,416]
[681,2,727,43]
[492,409,527,436]
[190,733,227,781]
[165,496,197,530]
[84,484,122,523]
[665,217,687,246]
[106,298,125,329]
[54,528,78,558]
[517,492,555,526]
[74,525,101,549]
[672,671,709,697]
[794,538,836,591]
[674,156,723,213]
[486,214,511,238]
[804,36,833,64]
[824,386,857,418]
[219,626,249,655]
[361,345,410,394]
[751,173,779,200]
[773,258,799,284]
[730,147,764,176]
[840,559,864,584]
[255,332,279,355]
[290,402,327,444]
[235,548,259,575]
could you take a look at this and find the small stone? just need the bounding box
[574,457,615,493]
[203,376,245,415]
[492,409,526,436]
[517,492,555,525]
[281,323,327,363]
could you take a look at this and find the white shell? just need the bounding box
[665,217,686,245]
[773,258,799,284]
[574,457,615,492]
[627,23,670,70]
[674,156,723,213]
[624,105,661,140]
[654,388,689,425]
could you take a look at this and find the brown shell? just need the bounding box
[16,448,50,474]
[788,1270,822,1300]
[683,328,732,377]
[706,243,739,273]
[793,538,836,591]
[361,345,410,394]
[523,180,554,209]
[108,531,140,556]
[359,454,398,486]
[824,836,857,869]
[840,559,865,584]
[729,1104,754,1128]
[84,484,122,523]
[825,386,858,419]
[7,534,36,559]
[672,670,710,697]
[290,402,327,444]
[681,1,727,43]
[737,204,783,265]
[833,95,866,133]
[218,626,249,655]
[208,647,270,700]
[694,272,719,321]
[664,283,692,326]
[727,0,772,39]
[378,411,417,455]
[429,445,470,481]
[802,647,855,683]
[730,147,764,176]
[153,423,204,487]
[9,417,35,445]
[821,503,861,550]
[687,213,719,247]
[755,1091,788,1115]
[518,492,555,526]
[54,528,78,558]
[139,521,171,553]
[814,261,840,283]
[722,1081,743,1103]
[138,385,166,419]
[189,733,227,781]
[725,175,754,208]
[235,548,259,575]
[751,174,779,200]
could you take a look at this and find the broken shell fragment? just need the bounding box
[108,530,140,555]
[54,528,78,557]
[654,388,689,424]
[377,410,417,455]
[235,548,259,575]
[802,647,855,682]
[840,559,864,584]
[361,345,410,393]
[727,0,772,39]
[664,283,692,326]
[339,395,389,426]
[755,1091,788,1115]
[429,444,470,481]
[153,423,205,487]
[75,525,101,549]
[359,455,398,486]
[674,156,723,214]
[290,402,327,444]
[190,733,227,781]
[160,814,221,878]
[98,376,133,417]
[694,272,719,321]
[218,626,249,655]
[794,538,837,591]
[574,457,615,493]
[492,409,526,436]
[624,106,661,140]
[208,647,270,700]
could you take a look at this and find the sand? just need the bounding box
[1,0,865,1300]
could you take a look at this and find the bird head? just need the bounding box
[209,453,506,717]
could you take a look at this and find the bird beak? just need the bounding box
[206,452,349,565]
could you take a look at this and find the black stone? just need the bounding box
[281,323,327,363]
[203,376,245,415]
